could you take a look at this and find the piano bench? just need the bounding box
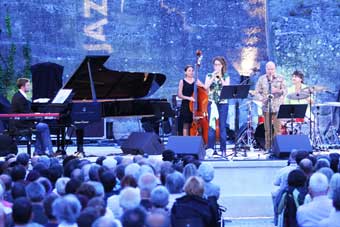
[5,128,35,157]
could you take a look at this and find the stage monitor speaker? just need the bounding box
[0,135,18,156]
[166,136,205,160]
[121,132,164,155]
[272,135,312,158]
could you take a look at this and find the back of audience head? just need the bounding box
[87,197,106,216]
[26,169,41,182]
[119,187,141,210]
[115,164,126,181]
[165,171,185,194]
[55,177,70,196]
[121,206,146,227]
[315,158,330,171]
[288,169,307,187]
[332,188,340,211]
[183,176,204,197]
[309,172,329,197]
[318,167,334,182]
[125,163,141,181]
[89,164,101,181]
[48,163,64,184]
[77,206,101,227]
[12,197,32,225]
[76,182,97,200]
[26,181,46,203]
[0,174,12,191]
[288,149,298,164]
[150,186,169,209]
[295,150,310,165]
[65,178,82,194]
[146,209,170,227]
[329,153,340,173]
[102,157,117,171]
[88,181,105,198]
[43,193,58,222]
[121,174,138,188]
[160,161,174,185]
[10,164,26,182]
[11,182,26,199]
[100,171,117,193]
[138,172,158,194]
[92,216,118,227]
[96,156,106,166]
[329,173,340,198]
[198,162,215,182]
[52,194,82,224]
[162,149,176,162]
[183,163,198,180]
[37,177,53,194]
[16,153,29,167]
[299,158,313,176]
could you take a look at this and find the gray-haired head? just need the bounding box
[119,186,141,210]
[289,149,298,164]
[92,216,119,227]
[55,177,70,196]
[138,172,158,195]
[315,158,330,171]
[165,171,185,194]
[25,181,46,202]
[37,155,51,168]
[52,194,81,224]
[125,163,141,180]
[309,172,329,197]
[183,163,198,180]
[89,164,101,181]
[198,163,215,182]
[151,186,169,208]
[87,181,105,198]
[102,157,117,170]
[81,163,92,182]
[318,167,334,182]
[140,164,155,175]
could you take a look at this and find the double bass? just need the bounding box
[189,51,220,143]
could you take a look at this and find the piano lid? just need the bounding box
[63,55,166,100]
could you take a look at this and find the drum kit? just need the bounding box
[236,85,340,153]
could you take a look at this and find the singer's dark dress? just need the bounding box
[180,79,194,123]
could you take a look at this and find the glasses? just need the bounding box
[214,63,222,66]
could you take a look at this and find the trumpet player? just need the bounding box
[255,61,286,151]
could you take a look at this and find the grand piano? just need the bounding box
[60,55,171,154]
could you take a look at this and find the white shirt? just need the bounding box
[319,211,340,227]
[297,195,333,227]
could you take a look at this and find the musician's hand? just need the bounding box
[272,87,281,94]
[188,97,195,102]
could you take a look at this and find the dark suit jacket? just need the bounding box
[11,92,34,129]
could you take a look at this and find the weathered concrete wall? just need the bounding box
[0,0,267,97]
[268,0,340,137]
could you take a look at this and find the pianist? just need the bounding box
[11,78,54,156]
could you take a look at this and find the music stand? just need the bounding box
[220,85,251,157]
[153,101,174,143]
[277,104,307,135]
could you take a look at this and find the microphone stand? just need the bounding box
[267,77,273,153]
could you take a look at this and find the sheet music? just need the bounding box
[51,89,72,104]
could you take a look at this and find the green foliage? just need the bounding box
[0,8,31,100]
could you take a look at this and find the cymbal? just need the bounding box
[302,85,328,93]
[317,102,340,107]
[286,92,309,100]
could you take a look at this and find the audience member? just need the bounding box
[297,172,333,227]
[12,197,42,227]
[121,206,146,227]
[319,188,340,227]
[198,163,220,199]
[52,194,82,226]
[26,181,48,225]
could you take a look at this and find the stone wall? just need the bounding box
[0,0,267,97]
[268,0,340,137]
